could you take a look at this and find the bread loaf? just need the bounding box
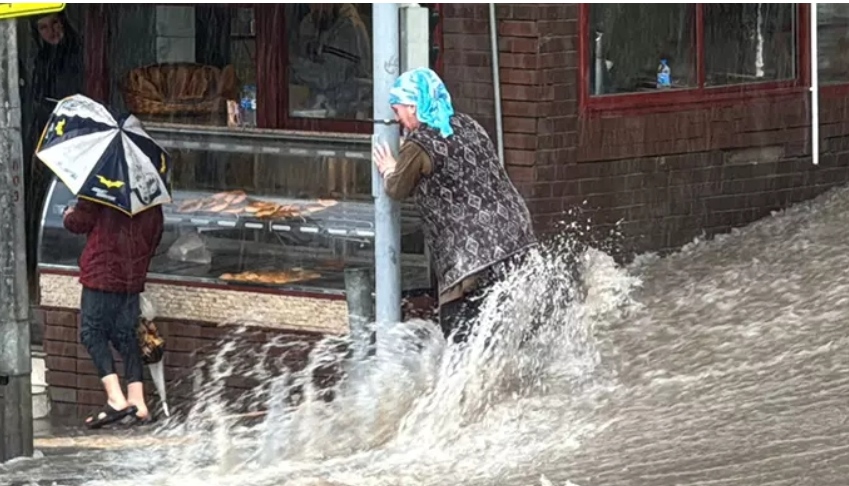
[122,63,239,105]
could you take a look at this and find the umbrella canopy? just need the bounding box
[35,94,172,216]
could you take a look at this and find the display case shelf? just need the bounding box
[37,127,432,298]
[144,122,372,160]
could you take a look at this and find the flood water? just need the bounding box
[6,185,849,486]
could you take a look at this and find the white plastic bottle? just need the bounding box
[656,59,671,89]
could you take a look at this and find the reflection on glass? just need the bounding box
[704,4,795,86]
[38,149,429,292]
[108,5,256,127]
[170,150,371,202]
[818,4,849,85]
[288,3,373,120]
[588,4,696,96]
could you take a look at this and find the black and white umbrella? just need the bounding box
[36,94,172,216]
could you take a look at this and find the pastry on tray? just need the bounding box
[219,269,322,285]
[173,192,309,221]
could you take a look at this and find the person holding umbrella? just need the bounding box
[37,95,171,428]
[372,68,538,344]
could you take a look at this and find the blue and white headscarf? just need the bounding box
[388,67,455,138]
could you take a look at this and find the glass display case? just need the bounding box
[37,125,431,297]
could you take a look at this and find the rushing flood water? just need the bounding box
[8,185,849,485]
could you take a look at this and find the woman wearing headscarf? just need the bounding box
[373,67,538,343]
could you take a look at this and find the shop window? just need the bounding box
[588,4,696,95]
[106,4,256,127]
[94,3,442,133]
[583,4,805,110]
[704,4,796,86]
[818,4,849,85]
[286,4,373,123]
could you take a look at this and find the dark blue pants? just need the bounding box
[79,287,144,384]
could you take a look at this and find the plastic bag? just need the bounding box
[140,293,157,321]
[138,293,165,365]
[166,230,212,265]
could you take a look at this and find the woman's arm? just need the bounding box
[383,141,432,201]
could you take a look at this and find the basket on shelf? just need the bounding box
[119,63,240,117]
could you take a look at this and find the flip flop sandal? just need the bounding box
[84,404,138,430]
[129,413,157,427]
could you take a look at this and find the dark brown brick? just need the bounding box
[499,36,539,54]
[506,165,535,183]
[503,116,538,134]
[538,20,576,36]
[445,33,490,52]
[443,18,489,35]
[78,373,104,391]
[499,20,537,38]
[501,100,539,117]
[49,386,77,404]
[78,389,107,406]
[45,340,78,358]
[45,310,78,328]
[76,358,99,375]
[499,52,538,70]
[504,149,536,167]
[164,351,197,368]
[163,320,202,338]
[44,325,78,343]
[45,356,76,373]
[46,370,77,388]
[504,133,537,151]
[499,68,541,85]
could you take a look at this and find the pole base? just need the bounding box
[0,373,34,462]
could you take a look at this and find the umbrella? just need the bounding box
[35,94,172,216]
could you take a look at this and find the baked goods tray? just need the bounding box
[164,190,422,237]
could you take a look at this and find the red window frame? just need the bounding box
[577,3,811,115]
[84,4,444,135]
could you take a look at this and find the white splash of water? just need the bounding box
[79,228,639,486]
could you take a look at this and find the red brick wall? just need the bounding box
[41,306,324,421]
[444,3,849,258]
[441,4,578,229]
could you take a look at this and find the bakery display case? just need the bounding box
[38,125,431,297]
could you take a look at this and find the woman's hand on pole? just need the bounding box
[373,141,397,177]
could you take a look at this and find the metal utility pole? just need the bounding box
[372,3,402,330]
[0,18,34,462]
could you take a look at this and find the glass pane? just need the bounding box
[588,4,696,96]
[108,5,256,127]
[154,149,426,291]
[818,4,849,85]
[287,4,373,121]
[704,4,796,86]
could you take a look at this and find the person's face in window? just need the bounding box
[37,14,64,46]
[392,104,420,133]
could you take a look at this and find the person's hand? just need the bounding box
[373,141,397,177]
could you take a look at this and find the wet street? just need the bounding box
[5,185,849,486]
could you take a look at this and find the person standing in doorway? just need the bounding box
[372,67,538,344]
[26,12,84,301]
[63,200,163,428]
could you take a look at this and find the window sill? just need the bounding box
[581,82,807,117]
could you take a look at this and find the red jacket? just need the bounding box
[63,200,164,294]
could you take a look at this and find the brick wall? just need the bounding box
[41,306,326,421]
[443,3,849,259]
[441,4,577,214]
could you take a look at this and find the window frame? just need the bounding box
[577,3,811,115]
[85,3,445,135]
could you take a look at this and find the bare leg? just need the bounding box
[127,382,149,419]
[101,374,130,410]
